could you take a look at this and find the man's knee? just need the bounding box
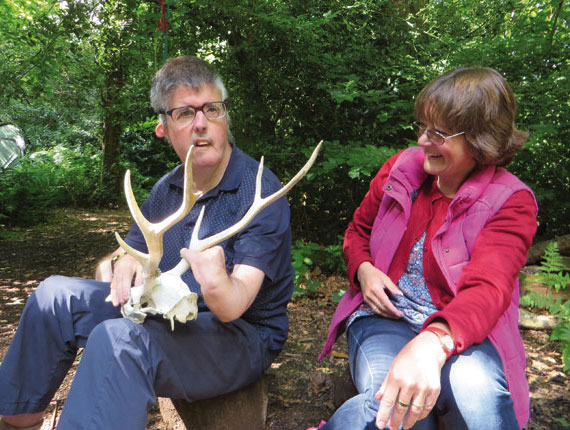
[86,319,152,364]
[34,275,70,303]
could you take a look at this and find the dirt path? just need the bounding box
[0,208,568,429]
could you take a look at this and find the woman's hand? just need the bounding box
[374,331,447,429]
[357,262,404,319]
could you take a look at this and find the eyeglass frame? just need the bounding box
[414,122,465,146]
[159,101,229,127]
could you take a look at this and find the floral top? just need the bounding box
[347,232,437,332]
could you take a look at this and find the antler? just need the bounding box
[113,140,323,329]
[167,140,323,277]
[114,146,201,280]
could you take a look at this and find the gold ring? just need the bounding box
[412,403,424,408]
[397,399,410,408]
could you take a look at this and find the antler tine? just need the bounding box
[153,146,202,232]
[193,140,322,252]
[117,146,201,275]
[167,140,323,281]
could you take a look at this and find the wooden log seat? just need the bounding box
[158,375,268,430]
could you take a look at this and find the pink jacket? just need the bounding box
[320,147,537,428]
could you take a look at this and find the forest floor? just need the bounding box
[0,208,568,430]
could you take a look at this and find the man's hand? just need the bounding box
[357,262,404,319]
[180,246,264,322]
[109,254,144,306]
[374,330,448,429]
[96,250,144,307]
[95,256,114,283]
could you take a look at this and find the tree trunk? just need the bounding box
[101,65,124,200]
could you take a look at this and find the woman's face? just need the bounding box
[417,121,476,197]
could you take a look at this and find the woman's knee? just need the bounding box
[444,348,511,412]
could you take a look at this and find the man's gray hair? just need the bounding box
[151,56,230,127]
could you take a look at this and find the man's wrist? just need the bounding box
[111,251,127,270]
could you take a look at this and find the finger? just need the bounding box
[388,395,412,430]
[383,300,404,318]
[180,247,191,262]
[375,384,397,430]
[109,286,119,307]
[417,393,438,421]
[402,397,426,429]
[380,273,403,296]
[134,264,144,287]
[371,301,385,314]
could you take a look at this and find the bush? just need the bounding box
[0,145,101,225]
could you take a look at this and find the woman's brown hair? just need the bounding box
[415,67,528,166]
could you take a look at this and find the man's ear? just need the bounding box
[155,122,167,138]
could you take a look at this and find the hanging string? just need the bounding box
[157,0,170,64]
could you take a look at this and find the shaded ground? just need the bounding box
[0,208,568,429]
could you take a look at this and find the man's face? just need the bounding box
[155,84,230,172]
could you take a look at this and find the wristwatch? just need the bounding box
[424,326,455,359]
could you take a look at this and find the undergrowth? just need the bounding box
[521,242,570,373]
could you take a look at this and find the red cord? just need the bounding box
[157,0,169,33]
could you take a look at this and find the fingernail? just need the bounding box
[377,420,385,429]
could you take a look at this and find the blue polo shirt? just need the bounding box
[124,142,294,355]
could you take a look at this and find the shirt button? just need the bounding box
[445,248,450,253]
[386,185,392,191]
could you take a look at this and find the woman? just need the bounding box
[314,67,537,430]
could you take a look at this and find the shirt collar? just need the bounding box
[169,141,243,197]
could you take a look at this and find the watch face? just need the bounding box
[442,335,454,351]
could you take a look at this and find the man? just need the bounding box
[0,56,294,430]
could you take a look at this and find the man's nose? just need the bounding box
[193,110,208,130]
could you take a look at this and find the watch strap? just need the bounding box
[424,326,455,359]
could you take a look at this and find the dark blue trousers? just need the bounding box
[0,275,268,429]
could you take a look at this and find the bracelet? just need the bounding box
[111,251,127,268]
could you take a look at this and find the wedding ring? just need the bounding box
[397,399,410,408]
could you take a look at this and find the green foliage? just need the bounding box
[332,288,347,304]
[521,242,570,372]
[0,145,102,225]
[291,240,322,297]
[291,236,347,297]
[536,242,570,292]
[0,0,568,244]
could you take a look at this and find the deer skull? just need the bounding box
[111,141,322,330]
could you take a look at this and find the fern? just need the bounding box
[521,241,570,373]
[536,242,570,293]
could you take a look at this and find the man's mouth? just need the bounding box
[193,139,210,148]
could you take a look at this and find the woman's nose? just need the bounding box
[417,132,431,147]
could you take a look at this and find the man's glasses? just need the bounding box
[159,101,228,127]
[414,122,465,146]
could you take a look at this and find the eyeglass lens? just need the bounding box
[171,102,226,125]
[415,123,446,145]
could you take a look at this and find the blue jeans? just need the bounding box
[323,316,519,430]
[0,275,268,430]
